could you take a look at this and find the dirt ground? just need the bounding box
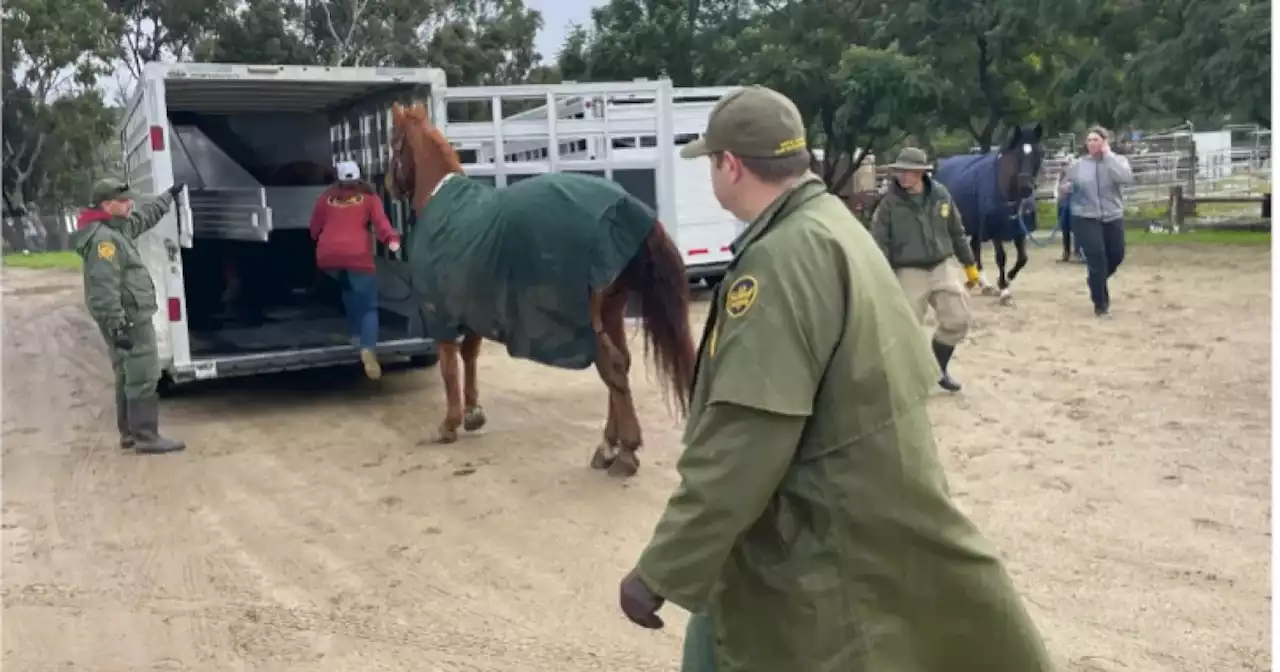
[2,241,1270,672]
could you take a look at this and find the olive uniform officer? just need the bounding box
[872,147,981,392]
[73,178,186,454]
[617,87,1053,671]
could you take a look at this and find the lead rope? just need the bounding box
[1015,195,1045,247]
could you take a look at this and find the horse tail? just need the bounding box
[627,221,696,418]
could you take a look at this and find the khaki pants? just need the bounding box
[895,261,971,346]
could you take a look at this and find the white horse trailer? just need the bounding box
[120,62,452,391]
[120,64,704,392]
[466,85,745,284]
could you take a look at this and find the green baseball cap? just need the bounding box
[91,178,136,205]
[680,86,808,160]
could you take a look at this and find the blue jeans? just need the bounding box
[328,270,379,349]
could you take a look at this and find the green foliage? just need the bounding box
[3,0,1266,226]
[119,0,550,83]
[1126,229,1270,246]
[193,0,313,65]
[558,0,1266,181]
[561,0,941,192]
[828,47,941,190]
[3,0,123,213]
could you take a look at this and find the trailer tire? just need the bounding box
[156,373,180,398]
[408,352,438,368]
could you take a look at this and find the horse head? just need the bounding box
[996,123,1045,203]
[388,101,464,212]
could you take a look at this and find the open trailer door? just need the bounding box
[327,68,442,331]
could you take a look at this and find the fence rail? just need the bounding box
[868,146,1272,212]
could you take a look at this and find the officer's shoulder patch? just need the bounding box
[939,201,951,219]
[96,240,116,261]
[725,275,759,318]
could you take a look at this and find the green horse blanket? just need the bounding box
[403,172,656,369]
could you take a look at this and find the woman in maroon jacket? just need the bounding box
[309,161,401,380]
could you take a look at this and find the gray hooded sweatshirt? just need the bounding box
[1063,152,1134,221]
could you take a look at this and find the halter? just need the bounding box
[996,149,1044,248]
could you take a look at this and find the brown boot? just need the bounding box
[128,395,186,454]
[116,387,136,449]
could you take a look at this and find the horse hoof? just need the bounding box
[607,450,640,478]
[999,290,1015,306]
[463,405,487,432]
[435,425,460,444]
[590,442,618,470]
[981,286,1001,297]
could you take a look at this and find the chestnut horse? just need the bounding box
[385,102,695,477]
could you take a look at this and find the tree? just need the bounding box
[717,0,938,193]
[423,0,546,85]
[558,0,941,193]
[106,0,227,77]
[886,0,1054,151]
[3,0,122,217]
[1121,0,1270,127]
[557,0,758,86]
[194,0,314,65]
[831,47,942,178]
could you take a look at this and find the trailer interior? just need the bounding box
[163,77,426,358]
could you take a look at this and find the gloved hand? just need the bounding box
[964,264,981,287]
[112,327,134,351]
[619,568,665,629]
[166,182,186,198]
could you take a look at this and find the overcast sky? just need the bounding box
[530,0,603,62]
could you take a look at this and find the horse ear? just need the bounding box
[412,101,429,122]
[1004,126,1022,149]
[391,102,405,123]
[1030,122,1044,143]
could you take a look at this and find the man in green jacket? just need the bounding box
[73,178,186,454]
[871,147,981,392]
[618,87,1053,672]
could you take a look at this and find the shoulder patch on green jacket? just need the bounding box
[724,275,758,318]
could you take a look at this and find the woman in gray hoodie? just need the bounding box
[1060,126,1134,316]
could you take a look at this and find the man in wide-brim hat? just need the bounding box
[870,146,982,392]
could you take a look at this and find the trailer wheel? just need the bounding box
[156,373,179,398]
[408,352,438,368]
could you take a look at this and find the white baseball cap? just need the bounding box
[335,160,361,182]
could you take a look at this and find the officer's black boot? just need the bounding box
[128,395,186,454]
[932,340,962,392]
[116,386,135,449]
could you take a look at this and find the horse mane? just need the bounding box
[400,104,463,175]
[394,102,464,211]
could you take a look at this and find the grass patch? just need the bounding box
[2,250,83,270]
[1125,229,1271,246]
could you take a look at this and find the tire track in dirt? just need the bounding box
[5,249,1269,672]
[3,583,675,670]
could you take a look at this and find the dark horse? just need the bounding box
[935,124,1045,304]
[385,102,696,478]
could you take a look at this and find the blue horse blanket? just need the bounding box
[935,153,1038,243]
